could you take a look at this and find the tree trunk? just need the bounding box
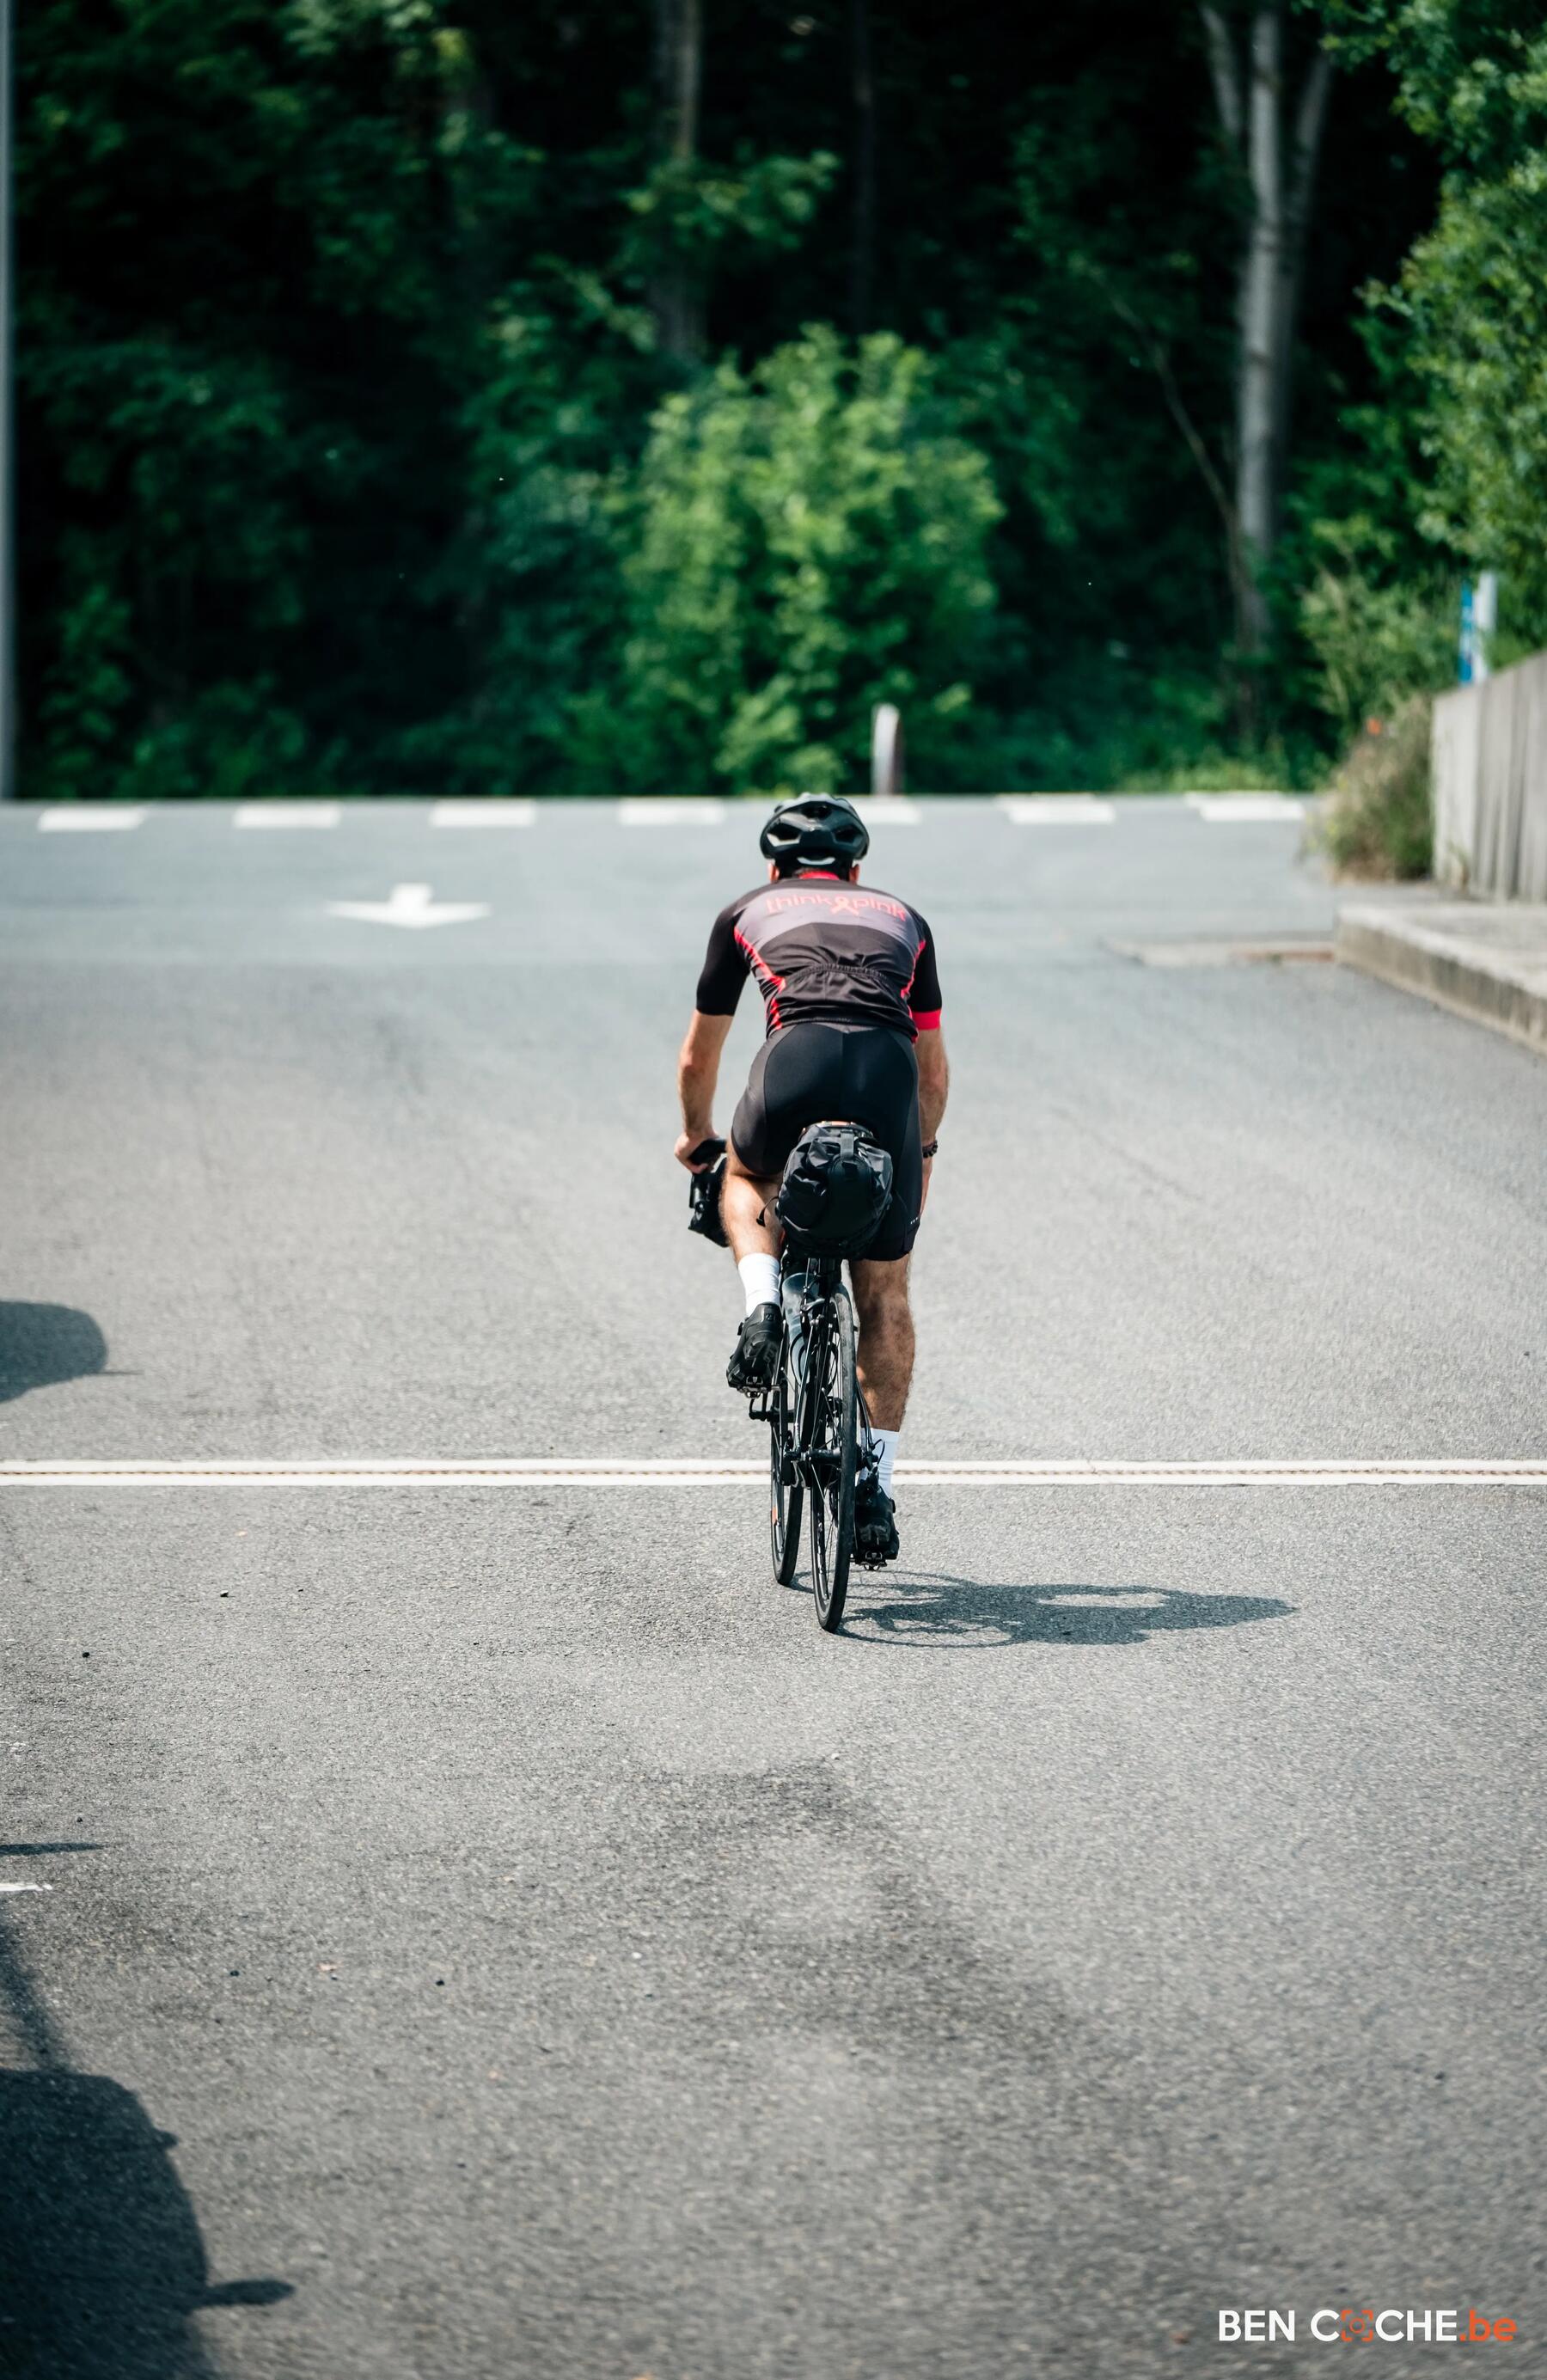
[850,0,877,335]
[651,0,705,362]
[1200,3,1332,660]
[1272,47,1332,510]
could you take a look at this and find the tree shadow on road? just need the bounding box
[837,1572,1293,1648]
[0,1304,107,1404]
[0,1890,292,2377]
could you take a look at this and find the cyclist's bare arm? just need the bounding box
[676,1010,735,1168]
[917,1029,948,1144]
[916,1027,949,1208]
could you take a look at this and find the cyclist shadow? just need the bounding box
[0,1877,294,2376]
[836,1572,1293,1648]
[0,1302,108,1402]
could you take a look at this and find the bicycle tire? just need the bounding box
[808,1290,858,1633]
[769,1330,804,1584]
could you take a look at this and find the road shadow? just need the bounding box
[837,1572,1293,1648]
[0,1305,107,1404]
[0,1906,292,2376]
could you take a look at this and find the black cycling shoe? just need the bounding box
[727,1302,782,1394]
[853,1465,900,1566]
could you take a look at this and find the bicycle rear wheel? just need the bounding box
[808,1290,858,1632]
[769,1330,804,1584]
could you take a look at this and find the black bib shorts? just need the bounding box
[730,1020,923,1263]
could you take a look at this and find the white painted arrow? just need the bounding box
[326,882,490,930]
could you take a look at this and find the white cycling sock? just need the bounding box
[737,1252,781,1316]
[871,1428,901,1497]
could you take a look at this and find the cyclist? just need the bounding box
[675,794,949,1563]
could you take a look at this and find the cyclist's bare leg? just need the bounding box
[722,1143,781,1263]
[850,1255,914,1432]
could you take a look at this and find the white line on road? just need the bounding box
[3,1459,1544,1488]
[619,799,727,826]
[1185,793,1305,823]
[234,802,343,829]
[1000,797,1116,825]
[431,800,536,828]
[0,1882,53,1894]
[37,807,147,831]
[849,797,921,823]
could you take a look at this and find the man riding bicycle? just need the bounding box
[675,793,950,1564]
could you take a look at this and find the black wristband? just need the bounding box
[921,1139,939,1159]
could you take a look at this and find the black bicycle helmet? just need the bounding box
[759,793,870,876]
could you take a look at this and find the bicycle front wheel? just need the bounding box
[807,1291,858,1633]
[769,1328,804,1585]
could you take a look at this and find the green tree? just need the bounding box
[1318,0,1547,641]
[16,0,1439,798]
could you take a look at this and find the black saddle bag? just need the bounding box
[774,1123,893,1258]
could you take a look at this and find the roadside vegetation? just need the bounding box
[1315,697,1434,879]
[19,0,1546,803]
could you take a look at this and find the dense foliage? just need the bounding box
[17,0,1518,798]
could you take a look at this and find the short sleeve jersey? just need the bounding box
[695,872,942,1040]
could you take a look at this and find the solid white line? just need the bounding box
[1185,793,1304,823]
[618,799,726,826]
[234,802,342,829]
[3,1456,1542,1475]
[431,800,536,828]
[38,807,146,832]
[0,1882,52,1894]
[1000,797,1116,825]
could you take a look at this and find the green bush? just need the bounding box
[612,327,1002,795]
[1316,693,1432,878]
[1299,543,1455,743]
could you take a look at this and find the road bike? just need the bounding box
[753,1257,875,1632]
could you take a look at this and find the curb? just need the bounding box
[1336,902,1547,1057]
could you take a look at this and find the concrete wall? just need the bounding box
[1432,650,1547,898]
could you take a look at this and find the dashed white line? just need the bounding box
[0,1881,52,1894]
[1185,793,1305,823]
[234,802,343,829]
[431,800,536,829]
[849,797,921,824]
[1000,796,1116,826]
[2,1459,1543,1488]
[38,807,146,832]
[618,798,727,826]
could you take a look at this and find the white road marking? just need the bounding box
[325,883,490,930]
[848,797,921,823]
[234,802,342,829]
[3,1459,1544,1488]
[1000,796,1116,825]
[0,1881,52,1894]
[38,807,146,832]
[1185,793,1304,823]
[431,800,536,829]
[619,798,727,826]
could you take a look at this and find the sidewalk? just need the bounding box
[1336,899,1547,1056]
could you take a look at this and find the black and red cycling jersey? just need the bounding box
[695,872,943,1040]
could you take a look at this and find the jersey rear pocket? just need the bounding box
[781,955,902,1025]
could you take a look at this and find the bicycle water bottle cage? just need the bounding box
[775,1123,893,1258]
[686,1139,730,1248]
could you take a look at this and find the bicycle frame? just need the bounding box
[754,1254,875,1496]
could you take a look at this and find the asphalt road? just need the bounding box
[1,798,1544,2378]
